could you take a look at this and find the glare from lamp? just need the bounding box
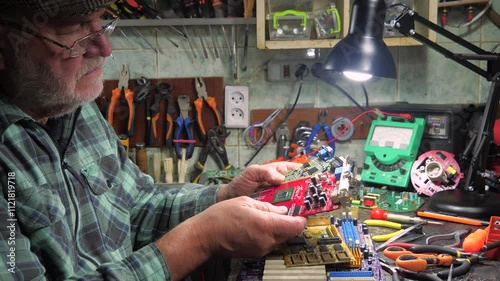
[343,71,373,82]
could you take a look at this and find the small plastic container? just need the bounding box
[313,4,341,39]
[268,10,313,40]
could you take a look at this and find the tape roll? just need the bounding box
[331,117,354,142]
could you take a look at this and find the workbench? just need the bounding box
[227,201,500,281]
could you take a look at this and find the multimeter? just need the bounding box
[379,103,471,156]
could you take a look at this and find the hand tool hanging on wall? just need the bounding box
[123,0,161,19]
[275,124,290,159]
[149,82,174,146]
[174,95,195,159]
[305,110,335,154]
[183,0,199,18]
[183,25,197,60]
[108,65,135,137]
[221,25,232,59]
[194,27,209,59]
[212,0,227,18]
[208,25,219,59]
[130,77,151,139]
[135,142,149,173]
[191,126,233,183]
[231,24,237,79]
[198,0,215,18]
[194,77,223,142]
[164,157,174,183]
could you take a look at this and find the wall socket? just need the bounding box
[225,85,249,128]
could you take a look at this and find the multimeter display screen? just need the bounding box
[426,115,448,139]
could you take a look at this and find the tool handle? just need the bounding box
[398,268,442,281]
[135,143,148,174]
[194,98,206,139]
[437,257,476,279]
[277,136,288,159]
[125,89,135,137]
[305,124,322,153]
[153,152,161,183]
[125,0,159,18]
[118,134,129,155]
[384,246,413,261]
[364,219,402,229]
[416,211,488,226]
[184,116,195,158]
[323,124,336,150]
[206,97,223,126]
[463,228,488,252]
[164,157,173,183]
[151,112,160,145]
[397,254,453,272]
[409,245,462,257]
[108,88,121,125]
[165,114,174,147]
[191,161,205,183]
[174,116,184,158]
[372,229,404,242]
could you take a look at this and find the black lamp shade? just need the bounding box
[324,0,397,80]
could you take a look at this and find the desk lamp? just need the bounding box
[323,0,500,219]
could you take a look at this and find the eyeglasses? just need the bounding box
[3,11,119,58]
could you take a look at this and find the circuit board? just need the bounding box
[350,187,423,212]
[284,146,344,182]
[282,224,354,267]
[326,214,384,281]
[250,171,341,217]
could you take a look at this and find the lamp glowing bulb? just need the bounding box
[343,71,373,81]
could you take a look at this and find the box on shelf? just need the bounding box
[313,4,341,39]
[267,10,313,40]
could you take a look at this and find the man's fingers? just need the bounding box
[271,215,308,237]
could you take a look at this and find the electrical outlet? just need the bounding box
[225,86,249,128]
[267,59,323,82]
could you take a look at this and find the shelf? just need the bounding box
[116,17,256,27]
[256,0,438,50]
[438,0,490,9]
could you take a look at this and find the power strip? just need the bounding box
[267,59,323,82]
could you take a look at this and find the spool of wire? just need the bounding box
[331,117,355,142]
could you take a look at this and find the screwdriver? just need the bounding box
[124,0,161,19]
[371,208,442,225]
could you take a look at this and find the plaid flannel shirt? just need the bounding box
[0,98,220,280]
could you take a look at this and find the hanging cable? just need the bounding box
[243,64,307,166]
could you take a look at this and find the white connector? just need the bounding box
[225,85,249,128]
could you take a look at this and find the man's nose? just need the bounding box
[84,33,113,58]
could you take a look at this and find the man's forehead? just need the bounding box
[0,0,115,16]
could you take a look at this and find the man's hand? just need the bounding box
[155,196,307,280]
[196,196,308,257]
[217,162,302,202]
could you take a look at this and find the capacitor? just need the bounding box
[312,193,319,202]
[306,195,313,203]
[311,176,318,185]
[319,197,326,207]
[304,200,312,210]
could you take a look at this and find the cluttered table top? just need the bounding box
[229,199,500,281]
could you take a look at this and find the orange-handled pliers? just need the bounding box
[194,77,223,142]
[108,65,134,136]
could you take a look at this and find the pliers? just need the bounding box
[425,228,472,248]
[174,95,195,159]
[108,64,134,136]
[194,77,223,142]
[364,219,424,242]
[130,77,151,139]
[190,126,234,183]
[149,82,174,146]
[305,110,335,154]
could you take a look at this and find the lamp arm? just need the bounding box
[392,8,498,80]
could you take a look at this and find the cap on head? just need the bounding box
[0,0,116,16]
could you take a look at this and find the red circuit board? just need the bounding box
[250,172,341,217]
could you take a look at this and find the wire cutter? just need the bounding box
[364,219,425,242]
[108,64,134,136]
[190,126,234,183]
[425,228,472,248]
[305,110,335,154]
[149,82,174,146]
[174,95,195,159]
[194,77,223,142]
[130,77,151,139]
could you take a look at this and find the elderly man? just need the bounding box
[0,1,307,280]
